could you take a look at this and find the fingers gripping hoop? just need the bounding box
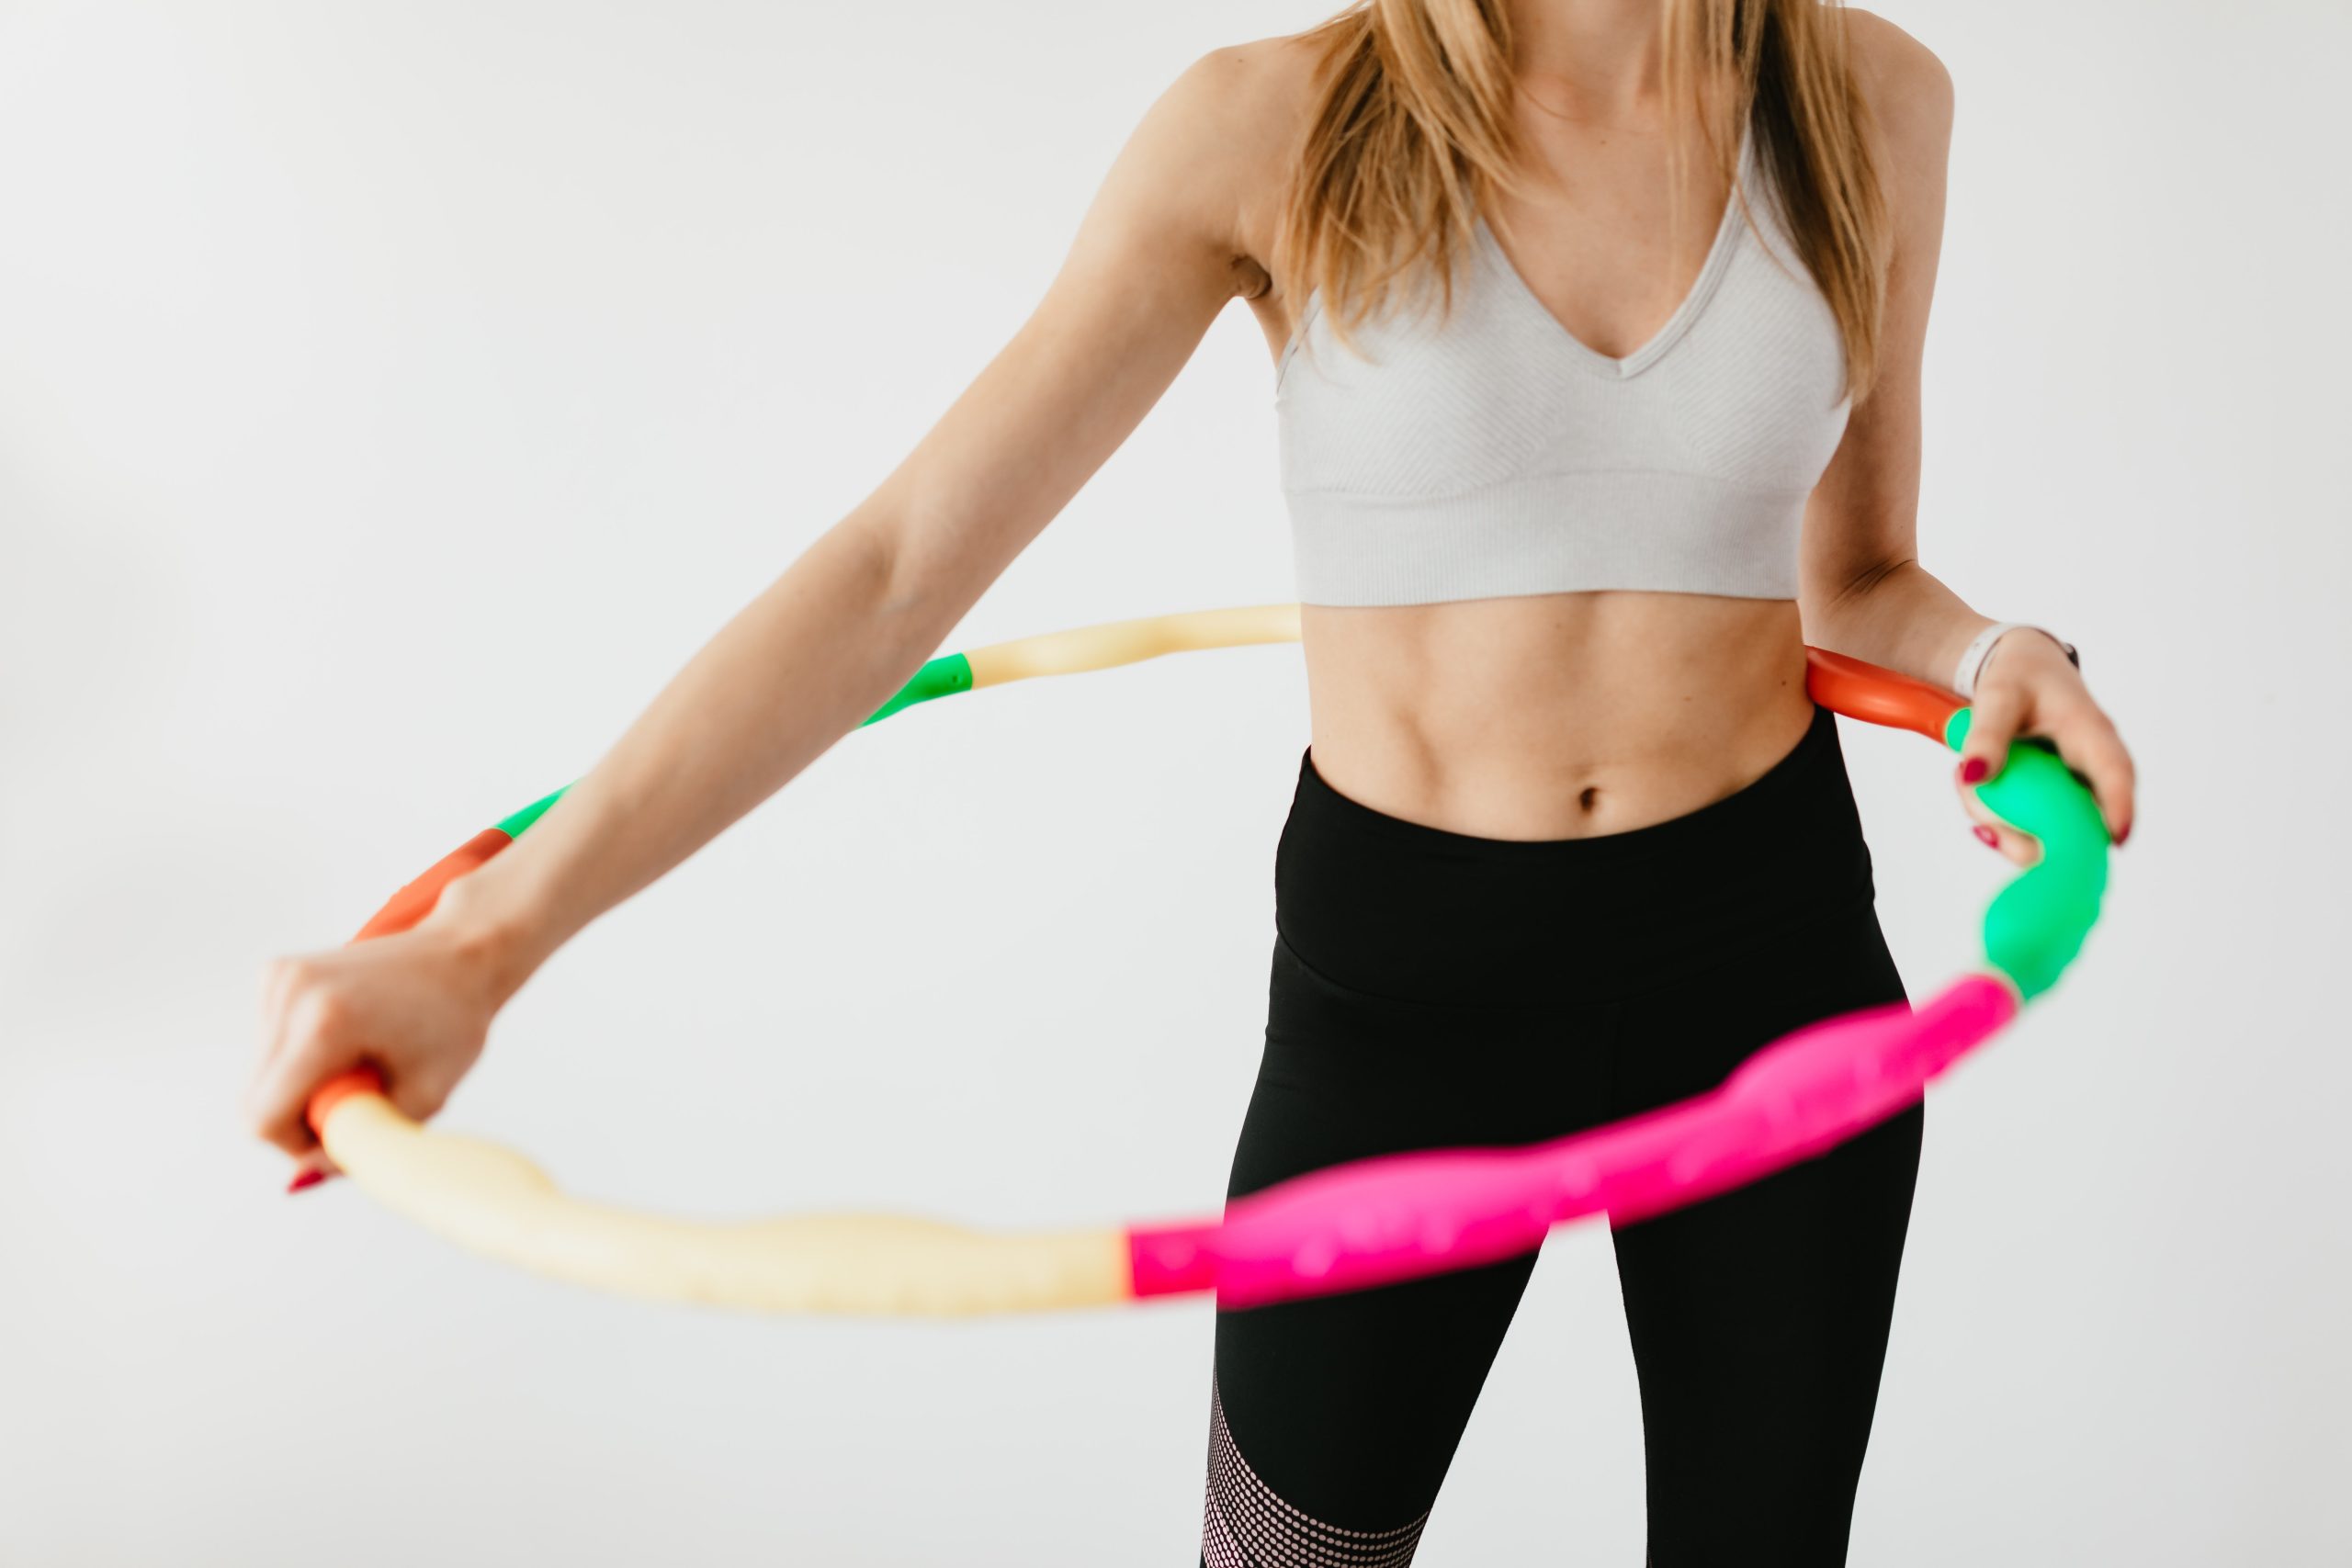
[305,607,2109,1315]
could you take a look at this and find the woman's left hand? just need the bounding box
[1952,630,2135,866]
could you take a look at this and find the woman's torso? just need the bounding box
[1238,51,1848,840]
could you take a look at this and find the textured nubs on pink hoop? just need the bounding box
[1125,973,2018,1309]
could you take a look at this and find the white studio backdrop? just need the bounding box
[1,3,2344,1563]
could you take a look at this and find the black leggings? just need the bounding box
[1200,704,1922,1567]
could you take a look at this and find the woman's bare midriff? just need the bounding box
[1298,591,1816,841]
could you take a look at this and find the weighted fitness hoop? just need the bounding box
[303,604,2109,1315]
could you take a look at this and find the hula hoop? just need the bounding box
[304,604,2108,1315]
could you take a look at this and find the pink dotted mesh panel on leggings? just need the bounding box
[1202,1380,1430,1567]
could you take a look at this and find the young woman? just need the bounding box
[246,3,2135,1562]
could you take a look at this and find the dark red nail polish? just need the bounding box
[1959,757,1991,785]
[1973,825,1999,848]
[2115,822,2132,848]
[287,1168,325,1194]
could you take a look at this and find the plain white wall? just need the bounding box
[2,2,2345,1562]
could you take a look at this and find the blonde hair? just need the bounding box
[1275,0,1892,403]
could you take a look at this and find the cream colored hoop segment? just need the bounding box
[317,1095,1134,1315]
[963,601,1303,688]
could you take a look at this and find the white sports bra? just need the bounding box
[1273,121,1854,606]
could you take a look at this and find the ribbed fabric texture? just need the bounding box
[1274,120,1854,606]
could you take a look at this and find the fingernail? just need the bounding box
[1959,757,1991,785]
[2115,821,2132,848]
[1973,825,1999,848]
[287,1168,326,1194]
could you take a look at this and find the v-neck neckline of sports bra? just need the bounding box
[1472,119,1755,381]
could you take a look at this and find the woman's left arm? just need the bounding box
[1798,11,2135,861]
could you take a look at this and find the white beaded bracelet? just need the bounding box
[1952,622,2078,699]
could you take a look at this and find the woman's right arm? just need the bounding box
[245,43,1287,1177]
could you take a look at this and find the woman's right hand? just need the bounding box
[245,890,528,1190]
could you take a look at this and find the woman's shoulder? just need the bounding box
[1166,30,1329,155]
[1841,9,1956,170]
[1183,29,1332,194]
[1171,30,1345,304]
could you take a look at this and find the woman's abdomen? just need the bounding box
[1297,589,1815,842]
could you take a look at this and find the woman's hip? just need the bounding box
[1271,701,1883,1010]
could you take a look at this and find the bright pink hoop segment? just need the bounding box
[1126,971,2017,1308]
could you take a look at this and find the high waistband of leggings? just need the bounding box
[1274,703,1879,1004]
[1292,701,1852,869]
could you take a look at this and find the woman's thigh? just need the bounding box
[1202,933,1616,1565]
[1606,903,1922,1566]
